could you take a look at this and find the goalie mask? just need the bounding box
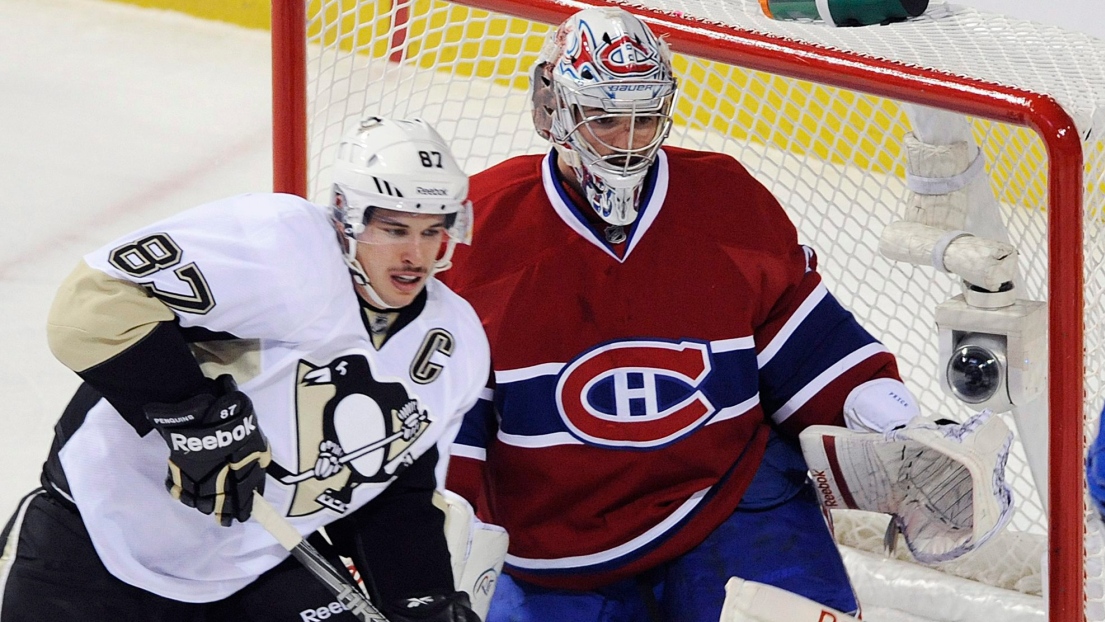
[532,7,677,226]
[330,116,472,308]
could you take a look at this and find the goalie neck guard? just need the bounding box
[532,7,677,227]
[330,116,472,309]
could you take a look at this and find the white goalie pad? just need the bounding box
[719,578,859,622]
[439,489,509,619]
[799,411,1014,564]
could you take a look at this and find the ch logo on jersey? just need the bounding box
[284,355,431,517]
[555,340,715,448]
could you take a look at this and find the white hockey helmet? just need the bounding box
[330,116,472,307]
[532,7,677,226]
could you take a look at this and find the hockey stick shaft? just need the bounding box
[251,492,391,622]
[279,432,401,484]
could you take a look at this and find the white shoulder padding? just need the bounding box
[719,578,859,622]
[438,489,509,620]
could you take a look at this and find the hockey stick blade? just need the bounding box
[251,492,391,622]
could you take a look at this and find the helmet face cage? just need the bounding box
[540,8,677,226]
[555,83,674,180]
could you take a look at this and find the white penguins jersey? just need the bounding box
[45,193,490,602]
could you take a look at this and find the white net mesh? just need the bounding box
[292,0,1105,618]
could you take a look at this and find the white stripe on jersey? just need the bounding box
[710,336,756,353]
[757,282,829,368]
[706,394,761,426]
[505,486,710,570]
[497,430,584,448]
[770,342,891,425]
[496,362,565,384]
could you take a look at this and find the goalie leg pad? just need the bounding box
[799,411,1014,563]
[720,578,860,622]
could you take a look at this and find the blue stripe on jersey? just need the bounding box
[699,347,760,413]
[496,374,563,437]
[454,397,496,450]
[489,342,760,442]
[758,291,881,417]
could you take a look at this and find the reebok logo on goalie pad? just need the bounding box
[812,470,840,508]
[169,415,257,453]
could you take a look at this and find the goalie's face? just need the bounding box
[554,98,674,226]
[352,209,452,308]
[572,105,665,164]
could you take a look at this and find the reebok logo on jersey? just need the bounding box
[169,415,257,453]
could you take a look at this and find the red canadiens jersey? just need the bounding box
[441,147,900,590]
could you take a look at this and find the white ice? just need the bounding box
[0,0,272,519]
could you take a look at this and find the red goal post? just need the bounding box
[272,1,1102,620]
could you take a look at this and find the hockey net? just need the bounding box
[272,1,1105,620]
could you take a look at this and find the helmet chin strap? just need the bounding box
[342,237,398,310]
[341,236,461,310]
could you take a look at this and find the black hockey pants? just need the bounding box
[0,489,362,622]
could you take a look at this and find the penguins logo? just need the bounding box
[282,354,431,517]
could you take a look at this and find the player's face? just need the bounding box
[575,106,662,156]
[354,209,450,308]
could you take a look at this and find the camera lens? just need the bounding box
[947,343,1003,404]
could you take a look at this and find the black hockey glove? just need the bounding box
[144,374,271,526]
[383,592,482,622]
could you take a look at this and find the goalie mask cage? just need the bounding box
[272,1,1105,620]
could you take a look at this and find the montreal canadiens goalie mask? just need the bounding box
[532,7,677,226]
[330,116,472,308]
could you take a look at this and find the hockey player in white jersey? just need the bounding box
[0,117,489,622]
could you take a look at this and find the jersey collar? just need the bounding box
[542,149,670,263]
[356,286,428,350]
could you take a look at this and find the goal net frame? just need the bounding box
[271,1,1092,619]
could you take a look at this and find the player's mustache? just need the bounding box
[396,263,428,274]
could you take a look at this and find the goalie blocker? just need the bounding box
[799,411,1013,563]
[439,490,509,620]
